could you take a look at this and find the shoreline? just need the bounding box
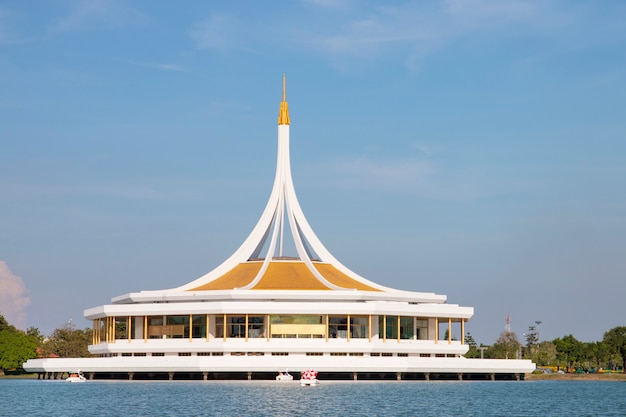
[3,372,625,381]
[525,372,626,381]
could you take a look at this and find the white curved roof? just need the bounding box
[112,76,447,307]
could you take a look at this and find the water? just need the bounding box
[1,379,625,417]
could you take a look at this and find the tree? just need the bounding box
[0,317,39,374]
[603,326,626,373]
[463,332,481,358]
[0,315,16,333]
[535,341,557,366]
[443,329,457,341]
[553,334,583,370]
[26,326,45,346]
[525,324,539,349]
[490,331,521,359]
[42,324,93,358]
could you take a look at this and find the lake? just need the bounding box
[1,379,625,416]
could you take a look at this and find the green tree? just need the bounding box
[603,326,626,373]
[0,320,39,374]
[463,332,481,358]
[443,329,457,341]
[553,334,583,370]
[42,324,93,358]
[534,341,557,366]
[578,342,596,371]
[26,326,45,346]
[490,331,521,359]
[525,324,539,349]
[0,315,16,333]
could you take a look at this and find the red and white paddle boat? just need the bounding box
[300,369,318,386]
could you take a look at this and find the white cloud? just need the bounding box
[189,14,240,50]
[0,178,205,202]
[302,0,353,9]
[301,150,494,201]
[410,143,436,157]
[149,63,187,72]
[136,62,188,72]
[46,0,148,36]
[302,0,544,68]
[306,155,436,191]
[0,261,30,329]
[188,0,543,62]
[442,0,536,22]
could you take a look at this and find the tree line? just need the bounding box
[1,314,625,374]
[464,325,626,372]
[0,315,92,375]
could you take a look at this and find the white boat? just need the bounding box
[66,370,86,383]
[276,371,293,381]
[300,369,318,386]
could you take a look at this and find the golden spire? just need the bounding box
[278,74,290,125]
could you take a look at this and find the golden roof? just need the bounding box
[188,261,381,292]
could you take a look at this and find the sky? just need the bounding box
[1,0,625,345]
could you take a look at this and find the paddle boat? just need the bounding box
[276,371,293,381]
[66,370,86,383]
[300,369,318,386]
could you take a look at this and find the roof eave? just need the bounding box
[110,288,447,305]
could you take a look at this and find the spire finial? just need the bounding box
[278,74,290,125]
[282,74,286,102]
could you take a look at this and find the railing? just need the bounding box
[148,325,185,338]
[270,324,326,338]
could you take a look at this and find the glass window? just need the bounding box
[148,316,163,339]
[96,320,104,343]
[350,316,368,339]
[270,315,322,324]
[416,319,428,340]
[247,316,265,338]
[191,315,206,339]
[115,317,127,340]
[269,315,324,338]
[328,316,348,339]
[166,315,189,338]
[227,316,246,338]
[400,316,413,340]
[215,316,224,338]
[378,316,398,340]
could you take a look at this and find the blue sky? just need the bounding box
[1,0,625,345]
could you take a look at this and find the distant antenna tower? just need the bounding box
[505,315,511,333]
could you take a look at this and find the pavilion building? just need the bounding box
[24,77,534,381]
